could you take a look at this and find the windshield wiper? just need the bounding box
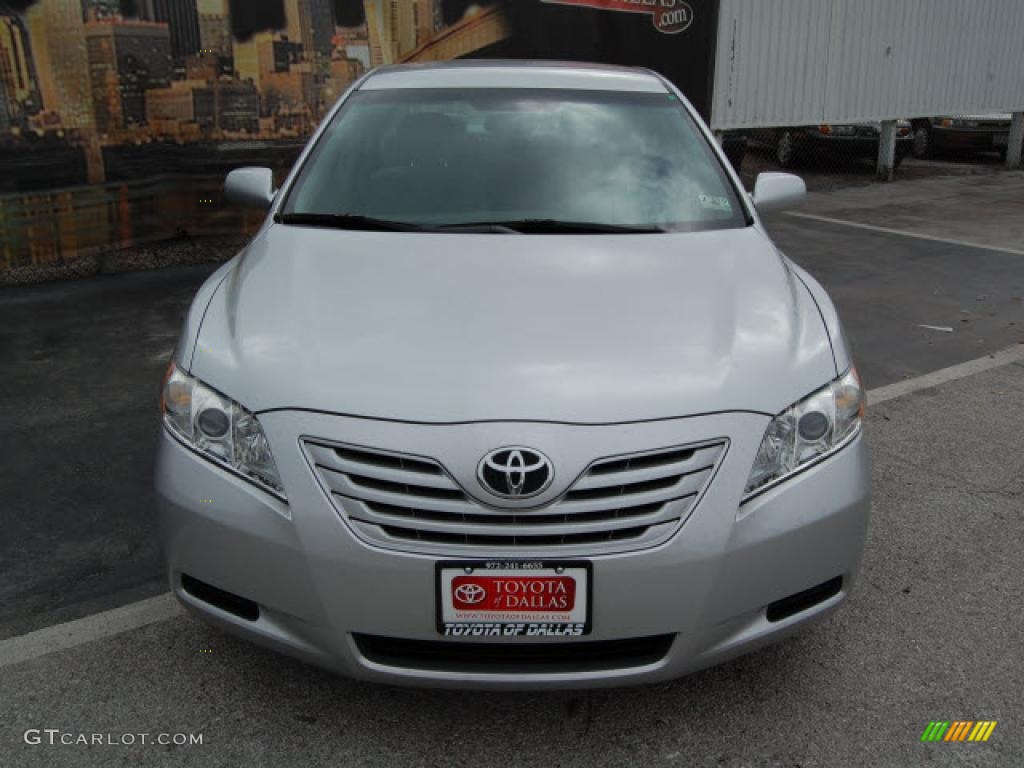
[277,212,423,232]
[433,219,666,234]
[278,214,666,234]
[426,222,522,234]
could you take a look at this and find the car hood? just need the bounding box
[190,224,837,423]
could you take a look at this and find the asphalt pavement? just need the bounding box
[1,171,1022,767]
[0,265,217,639]
[2,357,1021,767]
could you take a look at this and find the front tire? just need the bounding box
[912,125,932,159]
[775,131,798,168]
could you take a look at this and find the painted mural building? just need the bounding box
[0,0,716,281]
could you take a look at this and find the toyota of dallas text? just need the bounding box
[156,62,869,689]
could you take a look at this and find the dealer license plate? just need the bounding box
[436,560,591,638]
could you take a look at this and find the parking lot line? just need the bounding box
[0,594,179,669]
[2,345,1022,669]
[785,211,1024,257]
[867,344,1024,405]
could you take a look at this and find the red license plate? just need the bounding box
[451,574,577,612]
[437,561,591,638]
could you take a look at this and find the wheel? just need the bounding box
[912,125,932,159]
[775,131,798,168]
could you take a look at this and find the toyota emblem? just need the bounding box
[477,447,554,499]
[454,583,487,605]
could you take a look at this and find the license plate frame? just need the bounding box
[435,560,593,638]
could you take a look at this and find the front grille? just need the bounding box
[353,633,675,674]
[303,438,727,555]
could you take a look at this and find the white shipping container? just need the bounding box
[711,0,1024,130]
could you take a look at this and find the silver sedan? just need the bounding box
[156,61,869,689]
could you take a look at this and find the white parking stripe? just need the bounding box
[1,346,1023,666]
[0,594,180,669]
[785,211,1024,257]
[867,344,1024,405]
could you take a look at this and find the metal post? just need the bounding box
[1007,112,1024,169]
[876,119,897,181]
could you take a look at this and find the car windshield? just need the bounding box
[281,88,746,233]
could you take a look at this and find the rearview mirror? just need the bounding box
[225,167,276,210]
[751,172,806,214]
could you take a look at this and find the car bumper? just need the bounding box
[931,125,1010,151]
[799,133,913,155]
[155,410,870,689]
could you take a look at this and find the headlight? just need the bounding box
[744,367,864,499]
[161,362,285,498]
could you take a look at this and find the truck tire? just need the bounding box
[775,131,798,168]
[912,125,932,159]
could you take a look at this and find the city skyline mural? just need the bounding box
[1,2,506,181]
[0,0,717,282]
[0,0,514,280]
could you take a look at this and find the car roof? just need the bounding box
[359,60,669,93]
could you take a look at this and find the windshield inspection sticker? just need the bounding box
[698,193,732,212]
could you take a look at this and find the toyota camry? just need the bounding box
[156,61,869,688]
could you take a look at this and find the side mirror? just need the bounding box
[225,167,275,210]
[751,172,806,214]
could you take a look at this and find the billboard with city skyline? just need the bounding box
[0,0,717,283]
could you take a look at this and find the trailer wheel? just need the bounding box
[912,125,932,158]
[775,131,798,168]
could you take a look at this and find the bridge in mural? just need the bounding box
[401,6,510,63]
